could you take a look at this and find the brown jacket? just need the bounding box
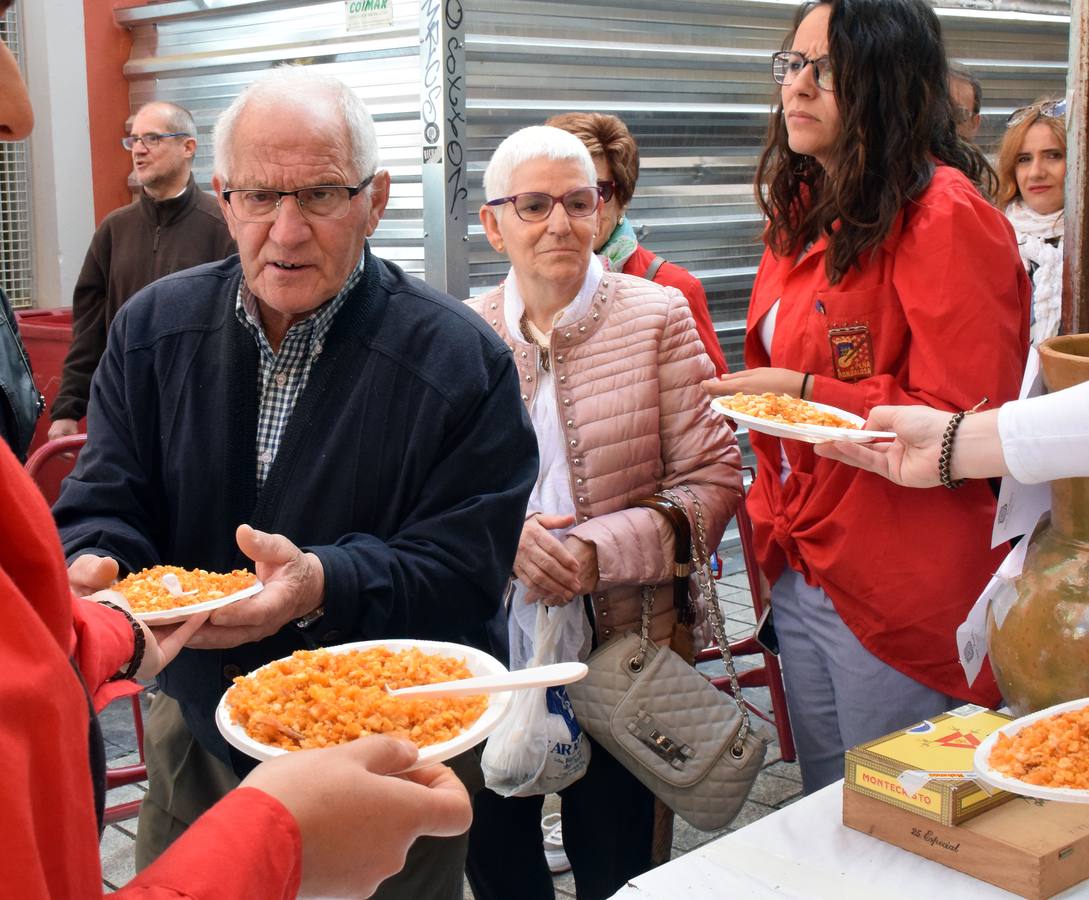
[467,271,742,646]
[51,175,235,422]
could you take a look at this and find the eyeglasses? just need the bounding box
[952,106,975,125]
[1006,98,1066,129]
[597,180,616,203]
[485,186,603,223]
[121,131,190,151]
[221,176,375,223]
[771,51,835,92]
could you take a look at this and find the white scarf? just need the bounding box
[1005,199,1064,347]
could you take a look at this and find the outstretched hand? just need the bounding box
[814,405,948,487]
[185,524,325,650]
[702,367,807,399]
[242,736,472,898]
[88,590,209,681]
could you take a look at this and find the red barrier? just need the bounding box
[15,308,79,457]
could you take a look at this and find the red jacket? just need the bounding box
[0,443,301,899]
[623,244,728,374]
[744,165,1030,706]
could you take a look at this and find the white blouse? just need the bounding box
[503,255,603,668]
[998,380,1089,484]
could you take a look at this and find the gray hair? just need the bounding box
[483,126,597,202]
[213,66,379,183]
[948,63,982,115]
[138,102,196,139]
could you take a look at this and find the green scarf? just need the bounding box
[599,217,639,273]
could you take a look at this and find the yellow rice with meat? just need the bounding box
[115,565,257,613]
[717,392,859,429]
[226,646,488,751]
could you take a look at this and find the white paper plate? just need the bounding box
[133,580,264,626]
[215,639,511,770]
[973,697,1089,802]
[711,396,896,444]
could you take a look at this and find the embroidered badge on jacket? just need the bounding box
[827,324,874,382]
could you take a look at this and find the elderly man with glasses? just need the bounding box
[49,101,235,440]
[53,66,537,899]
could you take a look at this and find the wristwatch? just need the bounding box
[294,604,325,630]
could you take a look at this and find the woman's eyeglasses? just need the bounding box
[597,180,616,203]
[1006,98,1066,129]
[485,186,603,223]
[771,51,835,92]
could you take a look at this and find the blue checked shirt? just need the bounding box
[235,254,365,485]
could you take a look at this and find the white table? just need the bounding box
[612,783,1089,899]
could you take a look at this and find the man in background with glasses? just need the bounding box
[54,65,536,900]
[948,62,983,143]
[48,101,235,440]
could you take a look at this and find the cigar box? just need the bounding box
[844,705,1013,825]
[843,786,1089,900]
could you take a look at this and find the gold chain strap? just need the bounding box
[632,585,654,673]
[662,486,752,752]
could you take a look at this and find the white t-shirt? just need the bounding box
[756,300,791,481]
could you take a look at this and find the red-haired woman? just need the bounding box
[997,98,1066,346]
[547,112,728,374]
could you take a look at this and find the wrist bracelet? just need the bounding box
[100,600,146,682]
[800,372,812,400]
[938,397,988,490]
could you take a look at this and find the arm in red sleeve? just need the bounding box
[70,596,141,713]
[115,788,302,900]
[657,261,729,375]
[811,174,1030,415]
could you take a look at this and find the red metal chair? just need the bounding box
[24,434,87,503]
[25,434,148,824]
[697,469,796,762]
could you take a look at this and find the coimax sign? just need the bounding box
[346,0,392,30]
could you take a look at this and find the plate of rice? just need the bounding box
[215,639,511,769]
[974,697,1089,802]
[114,565,263,625]
[711,392,895,444]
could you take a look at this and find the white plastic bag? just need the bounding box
[481,603,591,797]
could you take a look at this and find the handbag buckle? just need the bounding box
[627,711,694,770]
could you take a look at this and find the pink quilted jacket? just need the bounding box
[467,271,742,646]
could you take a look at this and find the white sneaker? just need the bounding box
[541,812,571,874]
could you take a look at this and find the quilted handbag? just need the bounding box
[567,487,770,831]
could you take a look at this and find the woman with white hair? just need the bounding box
[464,125,742,900]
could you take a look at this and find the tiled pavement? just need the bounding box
[99,558,803,895]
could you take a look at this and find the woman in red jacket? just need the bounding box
[705,0,1030,794]
[0,9,470,897]
[547,112,728,374]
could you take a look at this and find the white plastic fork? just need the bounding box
[385,661,587,699]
